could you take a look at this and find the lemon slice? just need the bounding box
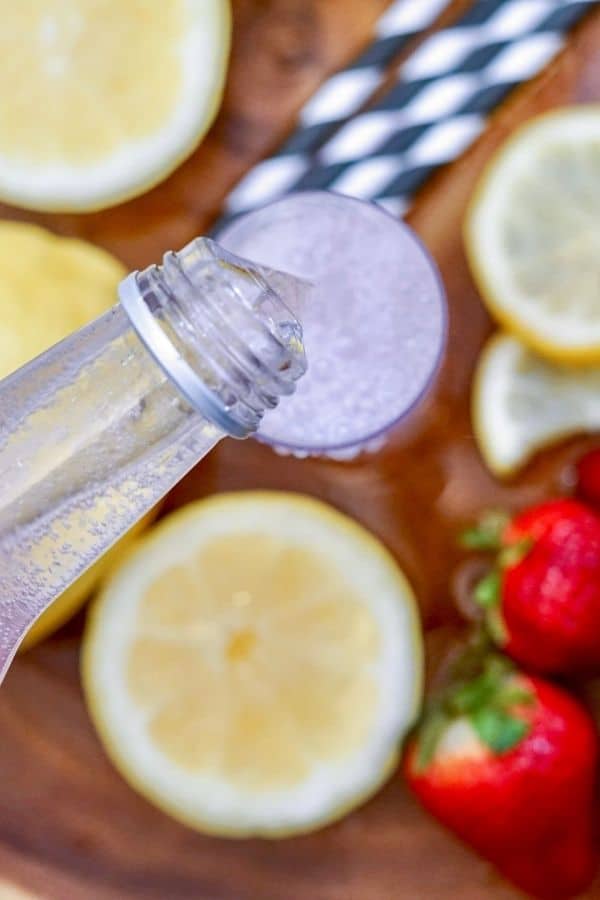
[465,107,600,363]
[0,2,230,212]
[473,333,600,477]
[0,221,125,376]
[0,220,154,647]
[82,492,423,837]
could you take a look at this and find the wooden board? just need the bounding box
[1,3,599,897]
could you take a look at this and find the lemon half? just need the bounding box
[473,333,600,477]
[83,492,423,837]
[465,107,600,363]
[0,2,230,212]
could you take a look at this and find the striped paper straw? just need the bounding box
[224,0,450,215]
[224,0,596,220]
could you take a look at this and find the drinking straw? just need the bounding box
[224,0,595,220]
[224,0,451,215]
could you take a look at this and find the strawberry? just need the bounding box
[576,447,600,508]
[404,649,598,899]
[462,500,600,674]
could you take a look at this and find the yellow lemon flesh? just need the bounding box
[83,492,423,837]
[0,221,153,648]
[465,107,600,363]
[473,333,600,477]
[0,1,230,211]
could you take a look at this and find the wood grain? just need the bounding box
[1,3,599,898]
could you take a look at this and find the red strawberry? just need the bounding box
[404,651,598,899]
[463,500,600,674]
[576,448,600,508]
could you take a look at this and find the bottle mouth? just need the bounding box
[119,238,308,438]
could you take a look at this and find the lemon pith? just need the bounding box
[83,492,423,837]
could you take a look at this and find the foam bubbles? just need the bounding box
[218,192,446,454]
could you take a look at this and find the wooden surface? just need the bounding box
[1,2,600,898]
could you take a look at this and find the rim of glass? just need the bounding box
[215,190,448,455]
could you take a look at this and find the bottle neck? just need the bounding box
[119,237,307,438]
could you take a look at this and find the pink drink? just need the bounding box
[218,191,446,458]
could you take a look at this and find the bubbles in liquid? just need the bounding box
[218,192,446,454]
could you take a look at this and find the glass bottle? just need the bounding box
[0,238,307,679]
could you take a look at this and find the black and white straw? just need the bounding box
[224,0,596,220]
[224,0,449,215]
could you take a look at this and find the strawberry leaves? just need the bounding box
[415,710,449,772]
[460,511,509,551]
[461,512,533,645]
[471,706,529,753]
[474,571,501,607]
[415,510,543,769]
[414,644,533,770]
[456,655,533,753]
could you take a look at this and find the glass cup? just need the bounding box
[216,191,447,460]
